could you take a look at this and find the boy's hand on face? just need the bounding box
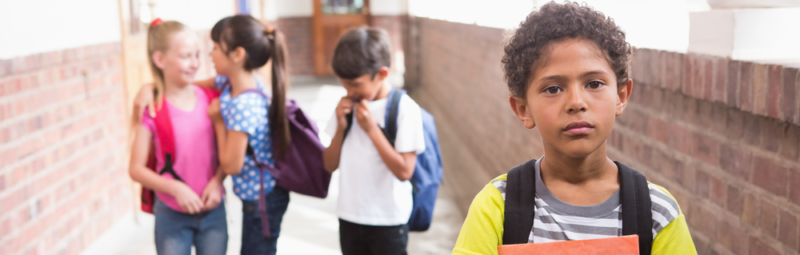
[354,99,377,134]
[335,97,354,130]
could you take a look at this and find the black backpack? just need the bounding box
[502,159,653,255]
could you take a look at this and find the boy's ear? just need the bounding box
[509,96,536,129]
[152,51,166,69]
[615,79,633,116]
[375,66,390,81]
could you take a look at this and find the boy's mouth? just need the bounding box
[563,121,594,136]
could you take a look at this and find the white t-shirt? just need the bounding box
[326,93,426,226]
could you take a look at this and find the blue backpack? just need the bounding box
[344,88,444,231]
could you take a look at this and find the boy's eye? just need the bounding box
[586,81,604,89]
[543,86,563,94]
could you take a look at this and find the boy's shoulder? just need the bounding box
[486,173,682,224]
[397,93,421,111]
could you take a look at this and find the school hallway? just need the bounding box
[78,78,464,255]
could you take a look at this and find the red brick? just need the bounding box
[740,62,754,112]
[690,204,718,237]
[676,162,696,193]
[790,171,800,207]
[717,220,747,255]
[727,61,741,107]
[693,132,719,165]
[752,156,790,198]
[684,55,695,95]
[647,117,669,144]
[768,65,783,118]
[753,64,769,115]
[719,144,753,179]
[710,103,728,135]
[760,200,779,238]
[694,57,705,99]
[780,124,800,162]
[750,236,782,255]
[727,185,744,216]
[779,209,800,251]
[710,176,726,208]
[783,68,799,123]
[697,100,714,130]
[761,118,785,153]
[715,58,728,103]
[725,108,746,141]
[742,192,759,226]
[701,58,713,100]
[696,169,711,199]
[743,114,762,147]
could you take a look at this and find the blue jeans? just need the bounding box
[240,186,290,255]
[154,198,228,255]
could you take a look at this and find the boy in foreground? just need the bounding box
[452,2,696,255]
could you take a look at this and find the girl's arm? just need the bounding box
[208,99,249,175]
[128,125,204,214]
[194,77,216,89]
[132,77,218,124]
[322,125,346,173]
[200,166,226,211]
[212,121,250,175]
[323,97,354,173]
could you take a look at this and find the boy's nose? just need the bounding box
[565,88,588,113]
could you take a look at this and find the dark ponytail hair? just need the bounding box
[211,15,291,160]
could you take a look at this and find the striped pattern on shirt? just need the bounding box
[492,161,681,244]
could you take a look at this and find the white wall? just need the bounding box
[372,0,408,15]
[150,0,235,30]
[409,0,693,53]
[731,8,800,62]
[263,0,313,19]
[0,0,121,59]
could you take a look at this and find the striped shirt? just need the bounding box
[491,159,680,244]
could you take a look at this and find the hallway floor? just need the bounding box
[80,78,464,255]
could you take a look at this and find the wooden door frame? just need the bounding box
[312,0,371,76]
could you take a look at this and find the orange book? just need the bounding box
[497,235,639,255]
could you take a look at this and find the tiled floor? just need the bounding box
[81,78,463,255]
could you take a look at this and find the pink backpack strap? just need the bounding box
[153,97,182,182]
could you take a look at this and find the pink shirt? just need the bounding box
[142,85,221,213]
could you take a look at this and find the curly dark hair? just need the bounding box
[502,1,632,98]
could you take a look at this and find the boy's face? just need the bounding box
[510,38,632,159]
[338,67,390,102]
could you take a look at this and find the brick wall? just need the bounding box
[407,17,800,255]
[276,17,314,76]
[0,43,133,255]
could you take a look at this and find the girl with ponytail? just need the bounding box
[205,15,292,255]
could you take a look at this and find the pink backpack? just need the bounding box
[140,87,220,214]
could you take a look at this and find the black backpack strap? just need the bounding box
[617,162,652,255]
[158,154,183,182]
[383,88,403,147]
[502,159,538,245]
[343,111,354,140]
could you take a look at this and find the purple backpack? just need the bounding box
[241,89,331,238]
